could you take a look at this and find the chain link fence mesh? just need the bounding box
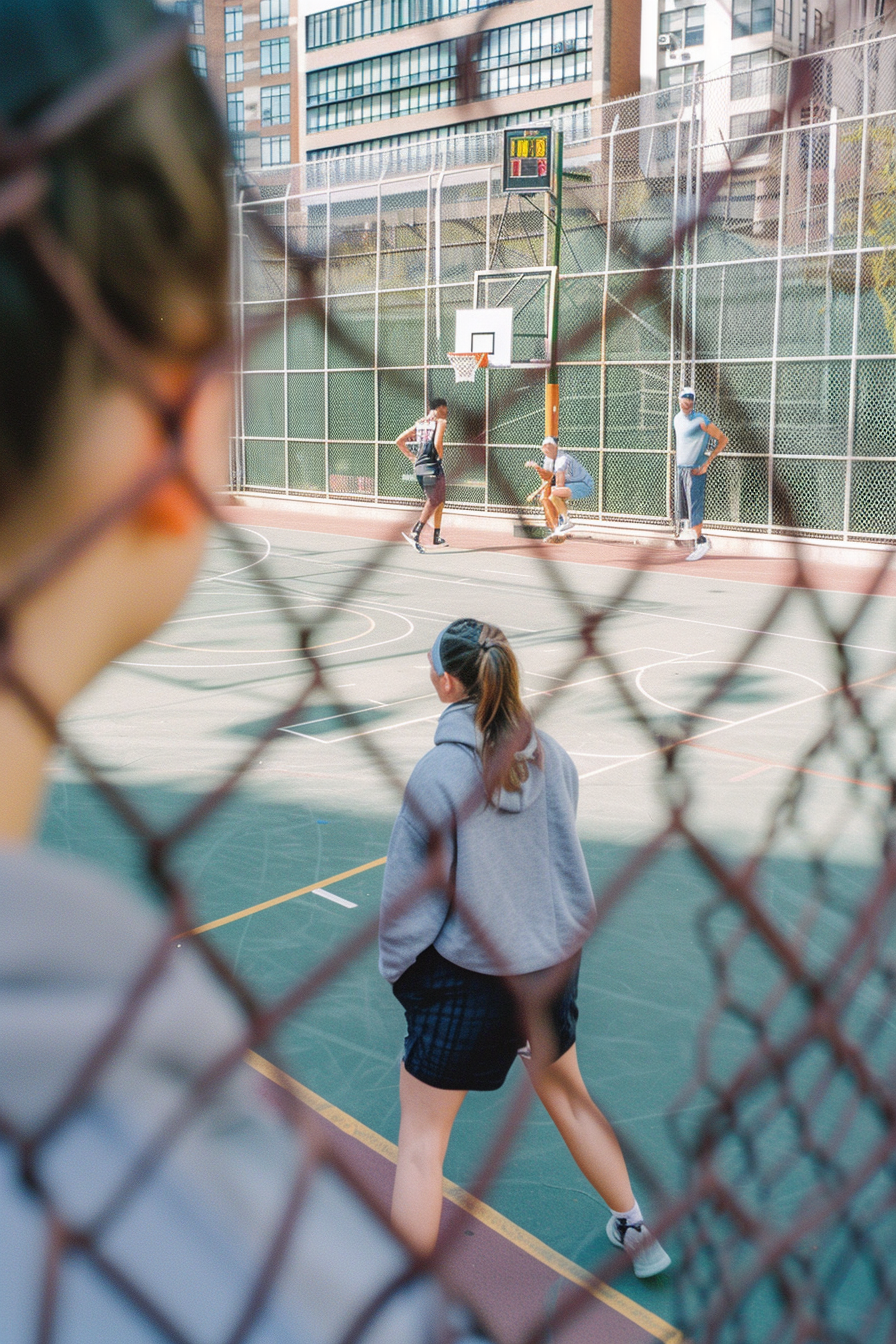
[6,9,896,1344]
[239,29,896,544]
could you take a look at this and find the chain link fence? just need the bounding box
[235,31,896,545]
[7,8,896,1344]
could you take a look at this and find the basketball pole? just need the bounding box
[545,132,563,440]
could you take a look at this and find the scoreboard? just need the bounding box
[502,125,554,194]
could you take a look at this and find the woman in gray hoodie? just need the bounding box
[379,618,670,1277]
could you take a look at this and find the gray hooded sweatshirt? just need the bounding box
[378,701,596,982]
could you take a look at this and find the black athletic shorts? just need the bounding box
[415,467,446,506]
[393,945,580,1091]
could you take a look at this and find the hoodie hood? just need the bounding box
[433,701,545,813]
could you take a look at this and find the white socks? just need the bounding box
[611,1200,644,1226]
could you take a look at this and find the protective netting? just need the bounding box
[4,10,896,1344]
[241,27,896,543]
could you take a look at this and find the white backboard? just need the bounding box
[453,308,513,367]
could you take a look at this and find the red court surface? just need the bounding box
[252,1056,679,1344]
[219,502,896,599]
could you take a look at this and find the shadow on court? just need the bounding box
[40,774,883,1331]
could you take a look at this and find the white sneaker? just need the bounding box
[686,535,710,561]
[606,1216,671,1278]
[553,515,573,536]
[402,531,425,554]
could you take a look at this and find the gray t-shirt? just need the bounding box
[673,410,712,468]
[542,451,589,484]
[0,845,486,1344]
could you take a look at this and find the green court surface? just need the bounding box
[40,519,896,1326]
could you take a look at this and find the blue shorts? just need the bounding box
[393,945,580,1091]
[674,465,706,527]
[566,477,594,501]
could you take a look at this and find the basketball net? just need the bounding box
[448,351,488,382]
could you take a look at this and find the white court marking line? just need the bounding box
[198,526,271,583]
[634,658,829,727]
[211,576,537,634]
[220,539,896,660]
[313,888,358,909]
[301,650,713,747]
[577,669,893,781]
[280,691,433,731]
[286,712,441,744]
[118,608,416,669]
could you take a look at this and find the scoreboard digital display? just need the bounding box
[502,125,553,194]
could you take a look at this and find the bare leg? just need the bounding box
[551,487,570,522]
[541,489,559,531]
[432,502,444,531]
[391,1063,466,1255]
[524,1044,634,1212]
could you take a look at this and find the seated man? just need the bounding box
[525,437,594,542]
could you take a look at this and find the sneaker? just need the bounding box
[543,533,566,544]
[553,515,573,536]
[402,531,425,554]
[431,536,449,547]
[606,1216,671,1279]
[686,536,710,562]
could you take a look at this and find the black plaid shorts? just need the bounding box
[393,945,580,1091]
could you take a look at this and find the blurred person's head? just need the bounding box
[0,0,231,836]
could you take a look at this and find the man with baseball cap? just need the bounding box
[673,388,728,560]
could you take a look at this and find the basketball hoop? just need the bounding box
[448,351,488,383]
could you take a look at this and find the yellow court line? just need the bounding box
[183,857,387,937]
[247,1051,684,1344]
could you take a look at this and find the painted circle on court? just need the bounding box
[142,600,377,663]
[636,659,827,723]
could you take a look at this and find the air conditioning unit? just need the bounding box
[553,40,564,53]
[658,33,673,47]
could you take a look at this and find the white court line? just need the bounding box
[219,541,896,660]
[313,888,358,909]
[577,671,893,781]
[280,691,432,731]
[119,607,416,669]
[286,712,441,744]
[199,526,271,583]
[633,658,829,727]
[212,577,537,634]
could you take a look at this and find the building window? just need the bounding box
[173,0,204,34]
[225,50,244,82]
[732,0,773,35]
[188,44,207,75]
[659,6,705,48]
[308,0,519,50]
[731,48,786,98]
[261,134,291,166]
[260,37,290,74]
[730,108,782,155]
[226,91,245,131]
[306,7,592,133]
[260,0,289,28]
[261,84,291,125]
[225,6,243,42]
[658,62,704,108]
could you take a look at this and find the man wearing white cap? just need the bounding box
[673,389,728,560]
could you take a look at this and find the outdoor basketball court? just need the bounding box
[39,509,896,1340]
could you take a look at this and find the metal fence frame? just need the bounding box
[233,30,896,545]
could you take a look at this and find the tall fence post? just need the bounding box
[598,114,619,521]
[844,44,871,541]
[768,62,793,535]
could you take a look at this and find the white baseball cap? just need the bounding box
[679,387,696,400]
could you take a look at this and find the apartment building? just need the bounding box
[300,0,641,167]
[158,0,300,170]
